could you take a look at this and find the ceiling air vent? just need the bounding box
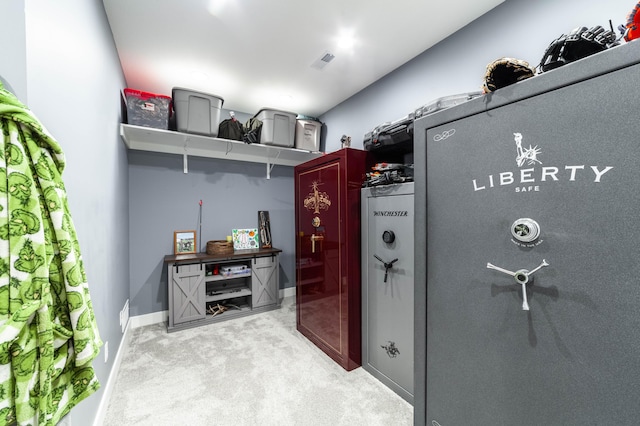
[311,51,335,70]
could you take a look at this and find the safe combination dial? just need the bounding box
[511,218,541,243]
[382,230,395,244]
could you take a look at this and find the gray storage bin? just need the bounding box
[172,87,224,137]
[255,108,296,147]
[295,119,322,152]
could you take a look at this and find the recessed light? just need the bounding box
[336,29,356,50]
[208,0,233,16]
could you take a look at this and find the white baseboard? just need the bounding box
[281,286,295,299]
[130,310,168,329]
[93,318,132,426]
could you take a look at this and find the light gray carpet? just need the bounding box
[103,297,413,425]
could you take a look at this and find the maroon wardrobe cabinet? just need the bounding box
[294,148,369,371]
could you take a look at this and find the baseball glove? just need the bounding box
[538,25,618,73]
[622,2,640,41]
[482,57,535,93]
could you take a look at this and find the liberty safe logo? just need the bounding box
[471,131,613,193]
[304,181,331,214]
[514,132,542,167]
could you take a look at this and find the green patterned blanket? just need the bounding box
[0,83,102,425]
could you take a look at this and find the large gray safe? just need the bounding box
[361,182,414,404]
[414,41,640,425]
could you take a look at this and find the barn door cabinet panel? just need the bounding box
[165,248,281,332]
[251,255,279,308]
[168,263,206,325]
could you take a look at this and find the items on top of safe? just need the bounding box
[485,21,624,88]
[483,25,620,93]
[537,24,620,73]
[622,2,640,41]
[363,92,483,155]
[363,163,414,188]
[123,86,323,152]
[484,19,627,92]
[363,19,629,158]
[482,58,535,93]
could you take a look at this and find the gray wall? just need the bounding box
[128,151,295,317]
[21,0,129,424]
[320,0,633,152]
[0,2,27,102]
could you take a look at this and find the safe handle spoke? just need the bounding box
[486,259,549,311]
[374,255,399,283]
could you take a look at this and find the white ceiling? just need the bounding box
[103,0,504,118]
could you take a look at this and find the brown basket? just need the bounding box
[206,240,233,255]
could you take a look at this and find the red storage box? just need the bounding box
[124,88,172,129]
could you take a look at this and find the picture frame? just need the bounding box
[232,228,259,250]
[174,230,197,254]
